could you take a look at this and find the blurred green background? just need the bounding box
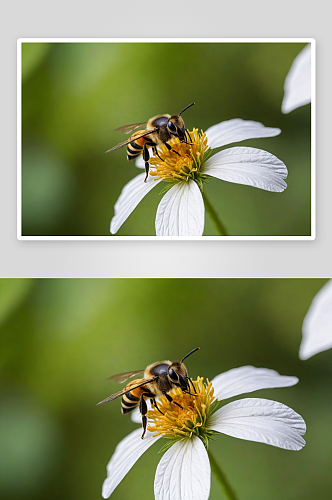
[21,42,311,236]
[0,278,330,500]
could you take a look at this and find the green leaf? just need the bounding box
[199,433,210,450]
[158,182,178,196]
[208,400,223,418]
[158,437,181,454]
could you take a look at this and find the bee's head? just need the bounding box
[166,115,186,141]
[167,347,199,390]
[166,103,195,142]
[167,360,188,390]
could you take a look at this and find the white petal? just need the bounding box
[155,181,205,236]
[204,147,287,192]
[282,44,311,114]
[204,119,281,150]
[110,173,163,234]
[102,428,161,498]
[209,398,306,451]
[135,156,145,169]
[136,147,163,169]
[154,437,210,500]
[131,405,155,425]
[131,407,142,424]
[299,279,332,360]
[211,366,298,401]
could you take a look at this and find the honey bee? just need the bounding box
[97,347,199,439]
[106,102,195,182]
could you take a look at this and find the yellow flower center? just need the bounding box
[149,129,209,183]
[147,377,215,439]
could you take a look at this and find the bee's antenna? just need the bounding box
[179,102,195,116]
[181,347,200,363]
[185,377,199,395]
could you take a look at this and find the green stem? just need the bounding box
[208,450,240,500]
[201,191,228,236]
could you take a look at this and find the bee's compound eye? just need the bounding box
[168,368,178,383]
[168,121,177,133]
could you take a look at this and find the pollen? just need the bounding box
[147,377,215,440]
[149,129,209,183]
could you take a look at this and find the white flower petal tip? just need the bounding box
[204,147,287,192]
[131,407,142,424]
[154,437,211,500]
[211,365,298,401]
[209,398,306,451]
[135,156,145,169]
[299,280,332,360]
[155,181,205,236]
[282,44,312,114]
[205,119,281,150]
[136,148,163,169]
[110,173,163,234]
[102,428,161,498]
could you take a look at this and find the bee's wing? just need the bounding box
[115,122,147,134]
[96,376,157,405]
[105,128,158,153]
[107,370,145,384]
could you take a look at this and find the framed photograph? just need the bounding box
[1,277,330,500]
[18,38,315,239]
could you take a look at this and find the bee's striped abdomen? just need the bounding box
[127,140,143,161]
[126,132,156,162]
[121,390,140,415]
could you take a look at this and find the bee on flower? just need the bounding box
[100,365,306,500]
[109,115,288,236]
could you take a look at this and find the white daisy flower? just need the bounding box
[102,366,306,499]
[110,119,288,236]
[282,44,312,114]
[299,279,332,360]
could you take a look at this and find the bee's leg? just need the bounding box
[188,377,198,395]
[163,392,184,410]
[185,128,193,144]
[139,394,149,439]
[143,143,150,183]
[152,398,164,415]
[178,374,197,395]
[164,142,181,157]
[153,146,163,162]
